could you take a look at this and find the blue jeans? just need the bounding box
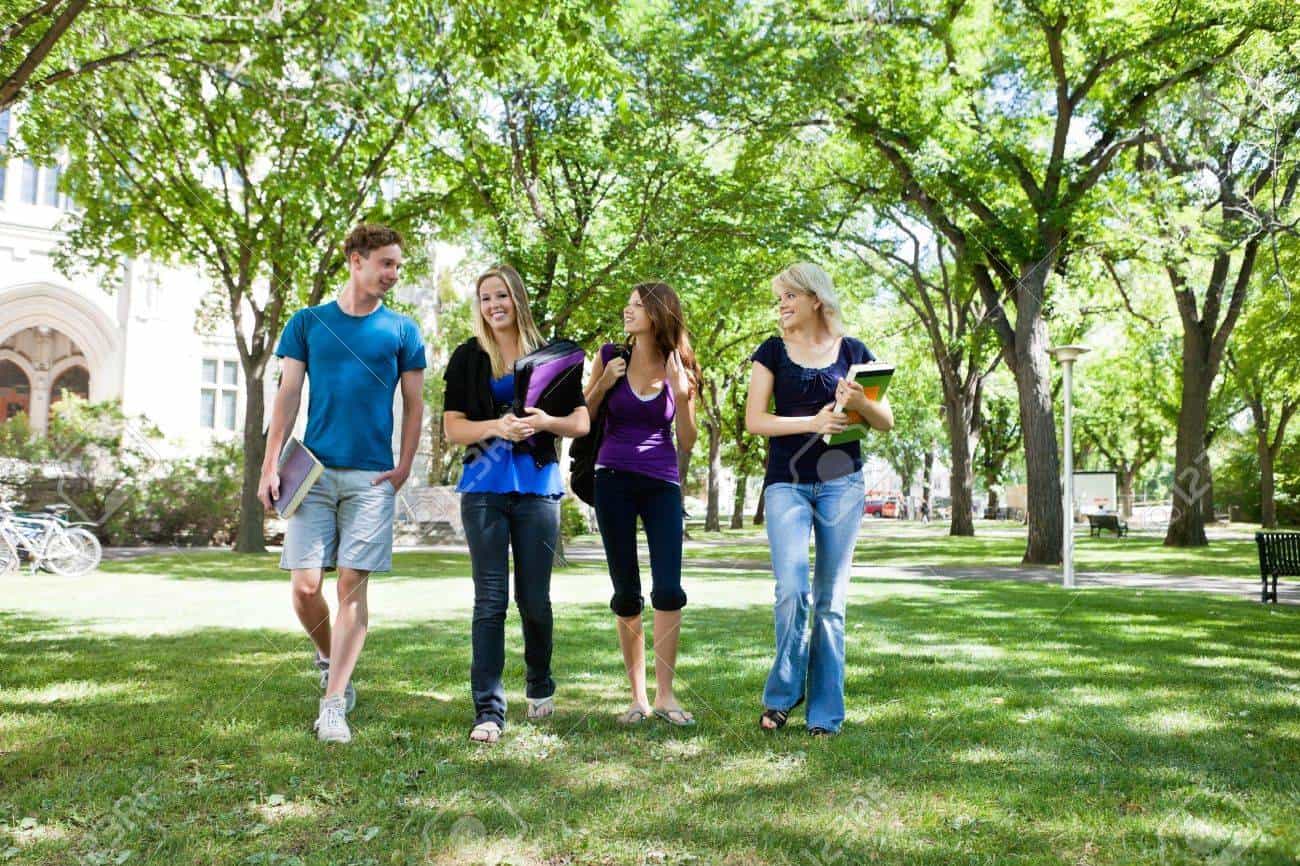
[762,472,865,732]
[460,492,560,727]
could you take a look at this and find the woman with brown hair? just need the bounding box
[443,264,590,744]
[583,281,700,726]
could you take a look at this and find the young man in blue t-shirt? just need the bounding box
[258,223,426,744]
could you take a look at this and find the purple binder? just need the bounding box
[511,339,586,446]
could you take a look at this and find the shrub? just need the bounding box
[560,496,589,540]
[118,438,243,545]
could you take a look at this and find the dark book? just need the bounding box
[272,437,324,518]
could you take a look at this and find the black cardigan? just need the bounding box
[442,337,583,469]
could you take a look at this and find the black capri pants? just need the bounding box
[592,467,687,617]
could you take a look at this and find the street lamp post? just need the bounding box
[1049,344,1090,588]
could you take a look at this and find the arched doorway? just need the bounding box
[0,328,92,432]
[0,359,32,421]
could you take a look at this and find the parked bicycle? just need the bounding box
[0,502,102,576]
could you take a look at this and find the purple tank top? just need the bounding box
[595,343,679,484]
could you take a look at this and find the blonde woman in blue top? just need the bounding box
[443,265,590,745]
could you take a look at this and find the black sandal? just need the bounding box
[808,726,837,738]
[759,695,803,731]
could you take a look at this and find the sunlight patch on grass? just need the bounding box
[1160,814,1268,863]
[950,745,1010,764]
[0,680,141,705]
[1063,686,1128,708]
[408,688,460,702]
[1137,708,1221,735]
[249,797,319,824]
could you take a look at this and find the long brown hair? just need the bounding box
[630,281,701,396]
[473,264,544,378]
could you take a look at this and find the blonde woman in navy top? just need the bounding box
[583,282,701,726]
[745,263,893,736]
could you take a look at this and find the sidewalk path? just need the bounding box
[7,546,1289,637]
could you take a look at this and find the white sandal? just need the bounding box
[469,721,502,744]
[525,696,555,720]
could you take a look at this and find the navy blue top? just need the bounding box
[456,373,563,497]
[750,335,875,486]
[275,301,426,470]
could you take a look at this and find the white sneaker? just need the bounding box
[314,695,351,743]
[314,654,356,712]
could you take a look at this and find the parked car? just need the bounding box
[864,498,884,517]
[882,498,901,519]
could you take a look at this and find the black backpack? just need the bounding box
[569,345,630,505]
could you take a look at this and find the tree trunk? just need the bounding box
[704,418,722,532]
[235,374,268,553]
[730,473,747,530]
[1119,464,1136,520]
[428,403,447,485]
[754,484,766,525]
[942,391,976,536]
[1199,459,1215,523]
[1013,271,1064,564]
[1164,330,1212,547]
[1259,432,1276,529]
[922,449,934,513]
[986,483,1000,513]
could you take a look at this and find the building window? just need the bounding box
[21,160,38,204]
[0,360,31,421]
[41,163,60,207]
[200,358,240,430]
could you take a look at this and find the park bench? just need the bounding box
[1255,531,1300,604]
[1087,513,1128,537]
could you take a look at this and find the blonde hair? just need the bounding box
[473,264,544,377]
[771,262,845,337]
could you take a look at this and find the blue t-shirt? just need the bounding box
[751,335,875,486]
[456,373,563,497]
[275,300,426,471]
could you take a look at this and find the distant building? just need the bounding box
[0,110,264,458]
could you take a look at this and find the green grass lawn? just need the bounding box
[98,551,482,582]
[683,524,1264,578]
[99,524,1264,584]
[3,582,1298,865]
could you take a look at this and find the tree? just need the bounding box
[414,257,474,486]
[792,0,1277,562]
[0,0,271,112]
[1119,40,1300,544]
[693,307,774,533]
[862,319,945,514]
[1074,331,1169,518]
[978,388,1022,515]
[427,0,821,543]
[27,0,453,551]
[836,208,1001,535]
[425,1,784,343]
[1225,262,1300,527]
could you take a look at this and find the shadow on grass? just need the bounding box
[1,583,1298,865]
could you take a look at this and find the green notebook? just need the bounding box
[822,362,895,446]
